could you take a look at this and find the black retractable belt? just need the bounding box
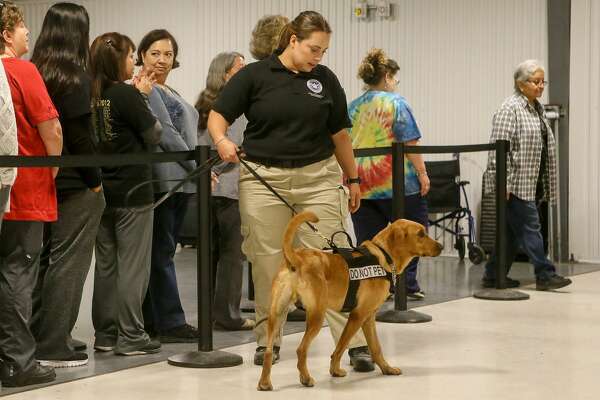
[124,154,221,212]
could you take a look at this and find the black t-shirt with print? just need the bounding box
[213,54,352,166]
[92,82,157,207]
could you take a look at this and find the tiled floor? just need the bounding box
[2,249,599,398]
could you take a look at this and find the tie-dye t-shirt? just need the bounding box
[348,91,421,199]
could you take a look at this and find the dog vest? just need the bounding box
[333,246,394,312]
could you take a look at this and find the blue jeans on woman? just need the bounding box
[143,192,190,332]
[484,194,556,281]
[352,194,428,293]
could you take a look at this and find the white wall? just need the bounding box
[16,0,548,253]
[569,0,600,262]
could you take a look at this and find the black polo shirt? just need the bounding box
[213,54,351,166]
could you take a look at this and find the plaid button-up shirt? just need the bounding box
[484,93,557,204]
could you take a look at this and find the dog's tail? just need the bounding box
[283,211,319,268]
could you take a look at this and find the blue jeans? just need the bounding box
[484,194,555,281]
[143,192,190,332]
[351,195,428,293]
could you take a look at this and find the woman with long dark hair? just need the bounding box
[29,2,105,368]
[89,32,162,356]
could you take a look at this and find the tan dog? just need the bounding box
[257,211,443,391]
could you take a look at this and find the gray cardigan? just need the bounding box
[147,85,198,194]
[0,60,17,191]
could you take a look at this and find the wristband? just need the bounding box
[214,136,228,146]
[347,176,361,185]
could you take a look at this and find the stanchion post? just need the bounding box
[376,141,432,323]
[474,140,529,301]
[168,145,244,367]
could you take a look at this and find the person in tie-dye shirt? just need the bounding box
[348,48,430,299]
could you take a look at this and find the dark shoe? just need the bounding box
[115,339,161,356]
[407,290,426,300]
[38,352,88,368]
[253,346,280,366]
[93,337,116,352]
[0,363,56,387]
[536,275,572,291]
[348,346,375,372]
[481,277,520,288]
[159,324,199,343]
[70,338,87,352]
[214,319,256,331]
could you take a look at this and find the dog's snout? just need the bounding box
[437,242,444,251]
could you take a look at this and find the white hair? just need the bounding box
[513,59,544,91]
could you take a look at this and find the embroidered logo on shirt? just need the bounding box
[307,79,323,94]
[349,265,388,280]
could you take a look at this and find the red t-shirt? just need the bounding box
[2,58,59,222]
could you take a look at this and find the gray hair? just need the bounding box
[195,51,244,130]
[513,59,544,91]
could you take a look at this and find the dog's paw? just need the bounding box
[382,366,402,375]
[300,374,315,387]
[257,380,273,391]
[329,367,347,377]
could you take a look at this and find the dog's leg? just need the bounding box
[329,311,368,377]
[295,284,326,388]
[257,272,294,391]
[362,314,401,375]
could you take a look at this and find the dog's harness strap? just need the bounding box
[335,246,394,313]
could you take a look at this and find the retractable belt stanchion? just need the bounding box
[376,141,433,323]
[168,145,243,368]
[474,140,529,301]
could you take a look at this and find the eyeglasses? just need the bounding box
[527,80,548,87]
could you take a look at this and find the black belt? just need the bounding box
[244,155,329,169]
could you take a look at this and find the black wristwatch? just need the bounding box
[347,177,361,185]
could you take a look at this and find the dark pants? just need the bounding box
[31,189,105,359]
[143,192,190,332]
[0,220,43,372]
[352,195,429,293]
[0,185,10,231]
[93,207,153,353]
[211,197,245,329]
[484,195,556,281]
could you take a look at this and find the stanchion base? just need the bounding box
[473,289,530,301]
[168,350,243,368]
[376,309,432,323]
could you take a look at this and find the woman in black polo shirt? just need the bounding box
[208,10,373,372]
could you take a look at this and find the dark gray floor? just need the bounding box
[2,249,599,397]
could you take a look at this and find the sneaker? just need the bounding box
[159,323,199,343]
[0,363,56,387]
[115,339,161,356]
[93,337,116,352]
[253,346,280,366]
[214,318,256,331]
[348,346,375,372]
[407,290,426,300]
[481,277,520,288]
[536,275,572,291]
[70,338,87,352]
[38,352,88,368]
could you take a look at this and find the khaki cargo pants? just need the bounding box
[239,156,367,349]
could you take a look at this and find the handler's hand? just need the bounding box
[216,138,239,163]
[348,182,361,213]
[419,174,431,196]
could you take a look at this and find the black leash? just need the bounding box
[124,154,221,213]
[237,154,339,249]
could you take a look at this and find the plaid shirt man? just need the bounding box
[484,92,557,204]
